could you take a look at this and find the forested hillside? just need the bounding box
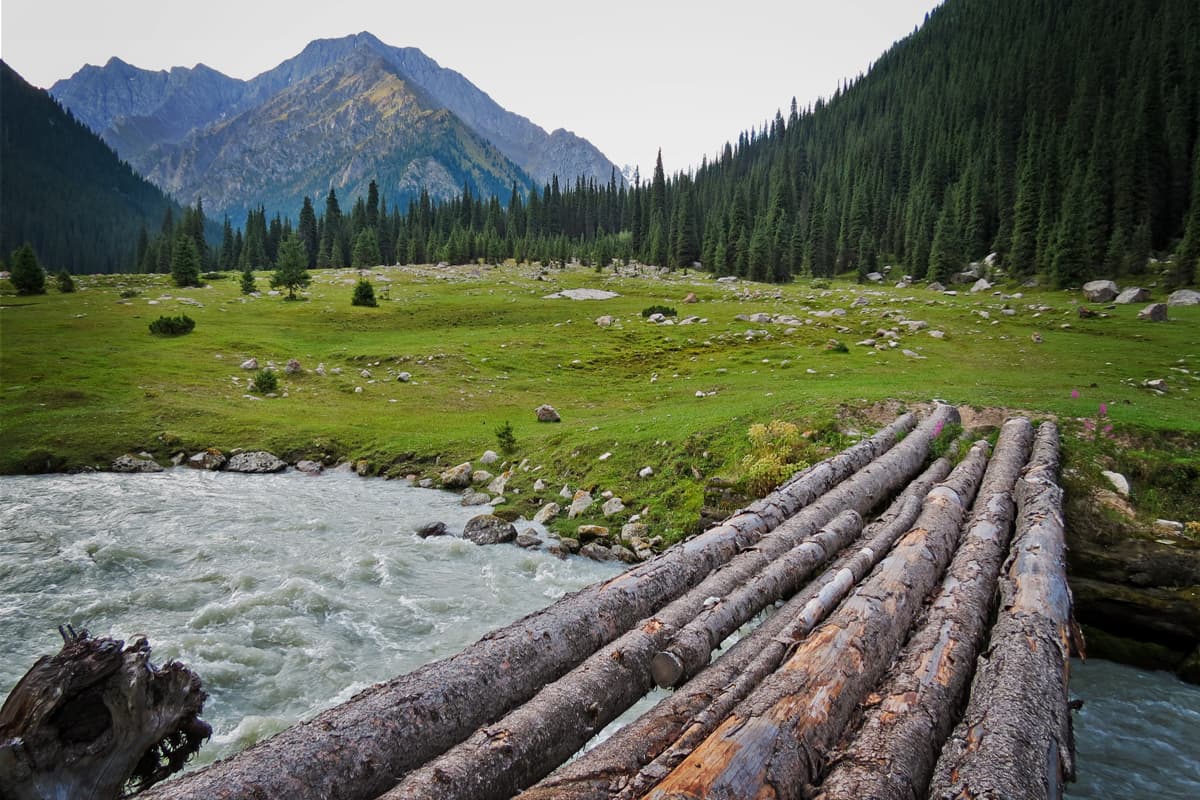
[320,0,1198,288]
[0,62,185,273]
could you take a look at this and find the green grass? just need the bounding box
[2,264,1197,539]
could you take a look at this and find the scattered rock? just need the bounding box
[396,372,412,383]
[225,451,286,473]
[865,272,884,283]
[580,542,617,562]
[355,459,370,476]
[480,450,500,465]
[472,470,494,485]
[558,537,581,553]
[595,315,614,327]
[1143,378,1168,393]
[568,491,594,519]
[1137,303,1169,322]
[1155,519,1185,534]
[1096,469,1130,499]
[602,497,626,517]
[532,502,561,524]
[1031,332,1044,344]
[901,349,924,359]
[462,515,517,545]
[928,282,946,292]
[1167,289,1200,306]
[186,448,226,471]
[970,278,992,293]
[359,369,372,379]
[1095,489,1135,519]
[1082,279,1119,303]
[486,473,509,495]
[461,490,492,506]
[611,544,640,564]
[621,522,650,541]
[535,404,561,423]
[295,460,323,475]
[515,530,543,548]
[1077,305,1099,319]
[284,359,302,375]
[683,292,698,303]
[439,462,473,488]
[240,358,258,370]
[576,525,610,543]
[1115,287,1150,304]
[929,330,946,339]
[111,454,164,473]
[415,521,449,538]
[639,466,654,479]
[315,363,327,376]
[533,478,547,492]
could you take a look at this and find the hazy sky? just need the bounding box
[1,0,941,174]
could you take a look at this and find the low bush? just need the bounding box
[252,368,279,394]
[495,420,517,455]
[352,279,378,307]
[119,289,140,298]
[641,304,677,318]
[56,271,75,293]
[148,314,195,336]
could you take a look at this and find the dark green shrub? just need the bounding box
[202,271,226,281]
[352,278,378,307]
[120,289,140,298]
[252,368,278,394]
[824,339,849,354]
[56,271,75,293]
[641,304,677,318]
[148,314,195,336]
[495,420,517,455]
[240,270,256,295]
[10,243,45,295]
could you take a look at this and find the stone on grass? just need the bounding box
[240,358,258,370]
[621,522,650,541]
[639,466,654,479]
[1167,289,1200,306]
[595,315,614,327]
[1082,280,1119,303]
[1137,303,1169,322]
[532,502,561,524]
[970,278,992,293]
[535,404,561,423]
[225,451,286,473]
[472,470,494,485]
[396,372,412,382]
[865,272,883,282]
[461,490,491,506]
[285,359,302,375]
[111,454,164,473]
[683,292,698,303]
[462,515,517,545]
[186,449,226,471]
[439,462,473,488]
[1101,470,1130,497]
[1115,287,1150,304]
[415,521,449,538]
[576,525,610,543]
[928,282,946,292]
[602,497,626,517]
[533,478,547,492]
[479,450,500,465]
[568,490,594,518]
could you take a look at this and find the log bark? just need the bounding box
[516,457,955,800]
[143,414,916,800]
[643,438,990,800]
[377,407,958,800]
[0,630,209,800]
[813,418,1035,800]
[928,422,1076,800]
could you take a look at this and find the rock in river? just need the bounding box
[462,515,517,545]
[225,451,286,473]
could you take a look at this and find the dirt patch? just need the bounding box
[838,399,1053,433]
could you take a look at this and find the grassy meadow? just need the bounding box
[1,262,1197,539]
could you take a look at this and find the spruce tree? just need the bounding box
[240,268,256,295]
[10,243,45,295]
[170,231,201,288]
[352,228,381,267]
[298,197,319,268]
[56,270,75,293]
[927,198,963,283]
[1170,145,1200,287]
[271,235,311,299]
[351,278,378,307]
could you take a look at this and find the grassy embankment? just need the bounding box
[1,262,1196,541]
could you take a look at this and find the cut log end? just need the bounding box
[651,651,686,689]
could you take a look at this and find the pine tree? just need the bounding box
[351,278,378,307]
[298,197,318,268]
[352,228,381,267]
[170,231,201,288]
[927,195,963,283]
[271,235,311,299]
[1170,144,1200,287]
[220,216,236,271]
[1050,164,1089,288]
[9,243,45,295]
[240,268,256,295]
[56,270,75,293]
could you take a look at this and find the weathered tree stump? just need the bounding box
[0,629,209,800]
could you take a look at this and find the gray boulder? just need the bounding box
[1137,303,1169,322]
[439,462,473,488]
[532,502,561,524]
[111,454,164,473]
[240,358,258,370]
[462,515,517,545]
[535,404,561,423]
[285,358,302,375]
[1114,287,1150,304]
[295,460,324,475]
[970,278,993,293]
[928,282,946,292]
[611,544,640,564]
[186,449,226,471]
[461,490,492,506]
[580,542,617,562]
[1167,289,1200,306]
[415,521,449,538]
[515,530,543,548]
[225,451,286,473]
[567,491,594,519]
[602,497,626,517]
[1082,280,1119,303]
[479,449,500,465]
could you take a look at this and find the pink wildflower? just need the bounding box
[1070,389,1080,399]
[1098,402,1108,418]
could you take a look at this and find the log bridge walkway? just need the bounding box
[145,405,1077,800]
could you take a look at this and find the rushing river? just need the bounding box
[2,472,1198,796]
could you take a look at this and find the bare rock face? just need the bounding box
[1082,279,1119,302]
[439,462,473,489]
[112,454,164,473]
[224,451,286,473]
[462,514,517,545]
[535,404,561,423]
[1137,303,1169,322]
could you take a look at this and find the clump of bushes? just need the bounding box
[202,271,226,281]
[240,270,256,295]
[56,271,76,293]
[810,278,831,289]
[825,339,849,354]
[120,289,140,298]
[252,368,279,394]
[739,420,810,497]
[148,314,195,336]
[642,304,677,318]
[352,279,378,307]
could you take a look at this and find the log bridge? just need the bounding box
[139,405,1077,800]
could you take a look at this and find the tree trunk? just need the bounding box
[0,630,209,800]
[144,415,917,800]
[643,439,990,800]
[517,458,955,800]
[377,408,957,800]
[813,418,1035,800]
[928,422,1077,800]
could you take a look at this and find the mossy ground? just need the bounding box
[2,262,1197,541]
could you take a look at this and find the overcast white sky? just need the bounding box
[1,0,941,175]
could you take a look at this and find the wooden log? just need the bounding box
[516,457,955,800]
[813,418,1035,800]
[0,630,209,800]
[928,422,1077,800]
[377,407,959,800]
[143,414,917,800]
[643,438,991,800]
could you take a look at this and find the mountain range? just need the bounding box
[50,32,621,223]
